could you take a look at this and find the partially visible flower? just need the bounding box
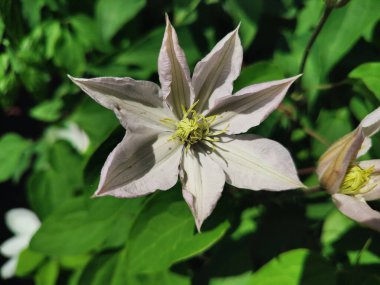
[48,122,90,154]
[317,107,380,231]
[0,208,41,279]
[69,16,304,230]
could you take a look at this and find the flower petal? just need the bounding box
[210,135,305,191]
[68,76,175,132]
[192,26,242,113]
[1,257,17,279]
[332,193,380,232]
[94,129,182,198]
[158,15,193,118]
[361,107,380,137]
[208,75,301,134]
[5,208,40,236]
[180,146,225,231]
[0,235,30,257]
[316,127,365,194]
[358,160,380,201]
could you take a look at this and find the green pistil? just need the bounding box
[161,101,226,150]
[340,165,375,195]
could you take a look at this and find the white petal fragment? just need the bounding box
[211,135,305,191]
[180,147,225,231]
[192,26,243,113]
[158,15,193,118]
[1,257,17,279]
[68,76,175,132]
[209,75,301,134]
[316,128,365,194]
[0,235,30,257]
[332,193,380,232]
[5,208,41,236]
[361,107,380,137]
[94,129,183,198]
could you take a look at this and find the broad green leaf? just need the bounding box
[0,133,33,183]
[349,96,374,122]
[210,272,252,285]
[314,0,380,77]
[95,0,146,41]
[321,208,356,255]
[311,108,352,158]
[29,98,63,122]
[248,249,336,285]
[35,260,59,285]
[78,251,126,285]
[16,248,45,277]
[223,0,262,49]
[20,0,46,27]
[30,197,143,255]
[349,62,380,101]
[54,29,85,74]
[347,250,380,265]
[70,97,118,152]
[125,190,229,274]
[127,271,191,285]
[173,0,201,26]
[28,142,83,217]
[234,61,285,91]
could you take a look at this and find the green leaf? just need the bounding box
[30,197,143,255]
[0,133,33,183]
[210,272,252,285]
[35,260,59,285]
[314,0,380,77]
[54,29,85,74]
[311,108,352,158]
[16,248,45,277]
[95,0,146,41]
[78,251,126,285]
[233,61,285,91]
[248,249,336,285]
[223,0,262,49]
[70,97,118,152]
[349,62,380,101]
[27,141,83,217]
[30,98,63,122]
[125,189,229,274]
[321,208,355,255]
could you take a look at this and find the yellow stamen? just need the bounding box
[161,101,227,150]
[340,165,375,195]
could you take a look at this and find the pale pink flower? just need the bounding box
[69,16,304,230]
[317,107,380,231]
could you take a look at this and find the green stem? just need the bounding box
[296,6,333,92]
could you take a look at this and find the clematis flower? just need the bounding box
[1,208,41,279]
[317,107,380,231]
[69,16,304,230]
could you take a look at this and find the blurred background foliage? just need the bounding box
[1,0,380,284]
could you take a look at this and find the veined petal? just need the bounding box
[5,208,40,236]
[192,26,243,113]
[208,75,301,134]
[317,127,365,194]
[94,129,182,198]
[332,193,380,232]
[68,76,175,132]
[210,135,305,191]
[180,146,225,231]
[158,15,193,118]
[358,160,380,201]
[0,235,30,257]
[1,257,17,279]
[361,107,380,137]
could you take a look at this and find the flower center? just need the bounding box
[339,165,375,195]
[161,101,226,150]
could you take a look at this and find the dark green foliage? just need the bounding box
[1,0,380,284]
